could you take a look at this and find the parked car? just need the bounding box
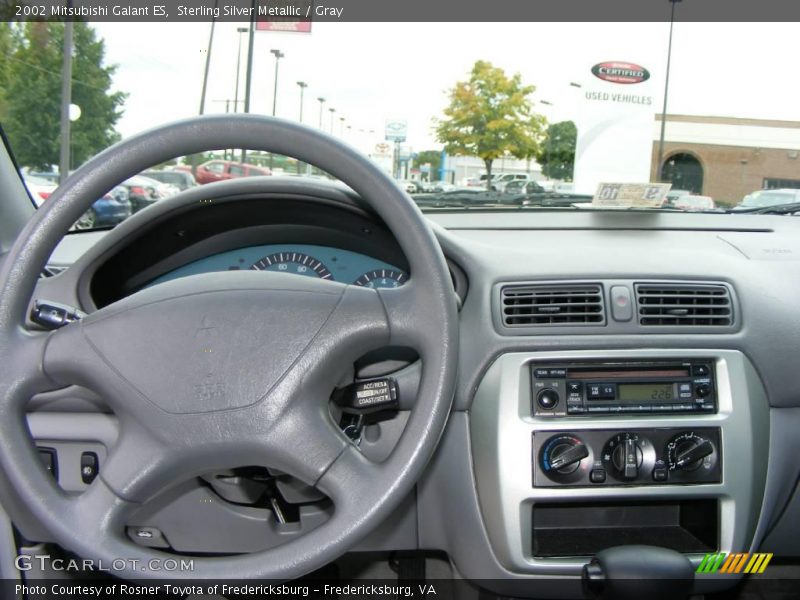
[430,181,458,193]
[673,194,716,211]
[663,188,693,207]
[733,188,800,211]
[26,171,60,185]
[195,160,272,185]
[24,176,132,229]
[119,175,169,213]
[74,186,133,229]
[504,180,546,196]
[491,173,531,192]
[141,169,197,192]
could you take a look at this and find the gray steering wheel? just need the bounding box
[0,116,458,580]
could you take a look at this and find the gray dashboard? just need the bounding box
[25,191,800,596]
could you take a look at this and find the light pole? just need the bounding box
[339,116,345,137]
[329,107,336,134]
[297,81,308,174]
[270,49,284,117]
[657,0,682,181]
[296,81,307,123]
[317,97,326,128]
[241,2,256,164]
[233,27,248,113]
[58,21,73,183]
[269,49,284,171]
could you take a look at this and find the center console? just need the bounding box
[470,349,769,576]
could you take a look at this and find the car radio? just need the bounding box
[531,360,716,417]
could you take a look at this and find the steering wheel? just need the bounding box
[0,116,458,579]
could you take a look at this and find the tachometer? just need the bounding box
[354,269,406,288]
[251,252,332,279]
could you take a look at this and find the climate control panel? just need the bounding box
[533,427,721,487]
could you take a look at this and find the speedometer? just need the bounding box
[354,269,407,288]
[250,252,332,279]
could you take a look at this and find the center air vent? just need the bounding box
[635,283,733,327]
[501,284,605,326]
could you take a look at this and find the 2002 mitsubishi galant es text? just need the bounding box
[1,13,800,600]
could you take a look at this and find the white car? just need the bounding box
[23,176,57,207]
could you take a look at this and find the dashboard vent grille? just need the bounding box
[635,283,733,326]
[501,284,605,326]
[40,265,67,279]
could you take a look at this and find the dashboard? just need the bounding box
[18,177,800,597]
[146,244,407,289]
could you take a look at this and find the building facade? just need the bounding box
[651,115,800,205]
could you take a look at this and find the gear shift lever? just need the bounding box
[582,545,694,600]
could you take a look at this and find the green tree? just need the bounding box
[538,120,577,181]
[414,149,442,181]
[435,60,546,189]
[3,22,126,171]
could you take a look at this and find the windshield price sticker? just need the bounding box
[593,183,672,208]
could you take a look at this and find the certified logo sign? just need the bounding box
[591,61,650,84]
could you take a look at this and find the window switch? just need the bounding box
[38,447,58,480]
[80,451,99,484]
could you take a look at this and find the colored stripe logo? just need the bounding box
[697,552,773,574]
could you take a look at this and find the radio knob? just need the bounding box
[695,384,711,398]
[536,388,560,410]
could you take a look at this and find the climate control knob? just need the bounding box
[540,434,589,482]
[601,433,655,481]
[667,432,716,472]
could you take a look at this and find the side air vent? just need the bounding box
[501,284,605,326]
[635,283,733,327]
[40,265,67,279]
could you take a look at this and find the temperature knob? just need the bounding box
[667,432,716,472]
[540,434,589,483]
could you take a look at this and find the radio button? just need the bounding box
[679,383,692,393]
[587,384,602,399]
[692,365,711,377]
[567,381,583,394]
[587,406,610,413]
[549,368,567,378]
[600,384,616,399]
[533,368,550,378]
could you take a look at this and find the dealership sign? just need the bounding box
[591,62,650,84]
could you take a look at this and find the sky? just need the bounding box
[91,22,800,155]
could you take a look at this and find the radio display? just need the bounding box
[618,383,677,402]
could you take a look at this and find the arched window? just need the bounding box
[660,153,704,194]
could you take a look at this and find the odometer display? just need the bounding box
[251,252,332,279]
[618,383,676,402]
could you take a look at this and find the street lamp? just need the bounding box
[329,107,336,134]
[657,0,683,181]
[317,97,326,128]
[233,27,248,113]
[339,116,345,136]
[270,49,284,117]
[296,81,308,123]
[269,49,284,171]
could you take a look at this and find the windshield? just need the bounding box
[740,190,798,208]
[2,18,800,229]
